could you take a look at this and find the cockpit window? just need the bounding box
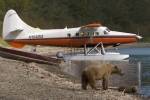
[104,30,108,34]
[106,28,110,32]
[104,28,110,34]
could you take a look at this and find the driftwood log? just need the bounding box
[109,86,137,94]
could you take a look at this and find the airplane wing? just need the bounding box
[79,23,102,37]
[81,23,102,29]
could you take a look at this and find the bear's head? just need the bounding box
[112,65,124,76]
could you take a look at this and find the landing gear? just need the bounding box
[63,42,129,61]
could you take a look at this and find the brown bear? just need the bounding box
[81,63,124,90]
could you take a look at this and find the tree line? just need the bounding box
[0,0,150,41]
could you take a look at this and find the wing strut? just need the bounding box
[84,44,87,56]
[84,42,106,55]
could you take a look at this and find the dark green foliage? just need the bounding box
[0,0,150,41]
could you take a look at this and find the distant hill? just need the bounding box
[0,0,150,41]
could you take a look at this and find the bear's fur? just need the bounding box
[81,63,123,90]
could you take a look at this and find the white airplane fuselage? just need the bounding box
[2,10,142,48]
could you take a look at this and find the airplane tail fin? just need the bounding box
[2,9,33,48]
[3,9,33,39]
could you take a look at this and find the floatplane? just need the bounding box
[2,9,142,61]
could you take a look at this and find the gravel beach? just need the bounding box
[0,45,147,100]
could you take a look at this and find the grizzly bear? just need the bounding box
[81,63,124,90]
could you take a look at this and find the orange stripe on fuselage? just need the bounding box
[7,36,137,47]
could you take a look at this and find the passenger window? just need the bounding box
[95,32,99,36]
[89,32,94,36]
[80,32,85,36]
[87,32,90,36]
[67,33,71,37]
[76,33,79,37]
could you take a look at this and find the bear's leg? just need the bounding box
[81,78,88,90]
[102,77,108,90]
[81,72,88,90]
[88,77,97,90]
[82,81,88,90]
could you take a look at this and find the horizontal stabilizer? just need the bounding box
[10,29,23,34]
[8,41,25,48]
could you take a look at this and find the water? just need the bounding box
[117,47,150,96]
[61,47,150,96]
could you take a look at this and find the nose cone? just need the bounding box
[136,35,143,40]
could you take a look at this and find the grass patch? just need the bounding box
[0,37,9,47]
